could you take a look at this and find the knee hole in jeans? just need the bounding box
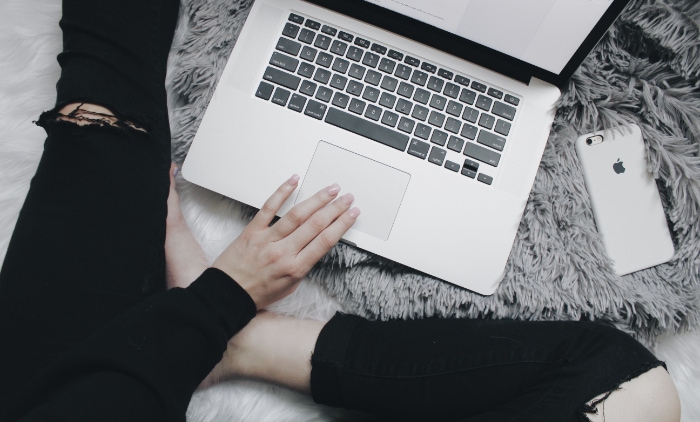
[55,103,147,133]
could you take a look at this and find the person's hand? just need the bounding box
[213,175,360,309]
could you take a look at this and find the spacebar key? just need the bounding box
[325,108,409,151]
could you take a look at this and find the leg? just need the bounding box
[0,0,179,402]
[210,313,679,422]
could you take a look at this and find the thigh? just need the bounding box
[311,314,661,422]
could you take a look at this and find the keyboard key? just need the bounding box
[362,52,380,68]
[381,110,399,127]
[405,56,420,67]
[447,135,464,153]
[430,130,448,146]
[380,75,398,92]
[421,62,437,73]
[365,104,382,121]
[462,106,479,123]
[288,93,306,112]
[255,81,274,100]
[477,130,506,151]
[325,108,410,151]
[270,51,299,73]
[471,81,487,92]
[388,49,404,60]
[364,69,382,86]
[379,92,397,108]
[463,158,479,171]
[316,51,333,68]
[459,88,476,105]
[411,70,428,86]
[428,111,446,127]
[315,86,333,103]
[444,117,461,134]
[313,68,331,84]
[428,146,446,165]
[263,66,301,90]
[395,98,412,115]
[362,86,380,103]
[346,80,364,96]
[298,62,315,78]
[438,69,454,80]
[429,94,447,111]
[413,88,430,104]
[330,40,348,56]
[299,80,317,96]
[348,98,366,114]
[492,101,517,121]
[355,37,371,48]
[398,117,416,133]
[427,76,444,92]
[464,142,501,167]
[272,87,291,106]
[338,31,354,42]
[476,95,493,111]
[395,64,412,80]
[332,91,350,109]
[443,82,460,99]
[314,34,332,50]
[282,23,300,39]
[321,25,337,36]
[495,119,511,136]
[277,37,302,56]
[461,123,478,140]
[446,100,463,116]
[299,28,315,44]
[347,46,363,61]
[407,138,430,159]
[461,168,477,178]
[332,57,350,73]
[300,46,318,62]
[304,100,327,119]
[330,74,348,90]
[411,105,429,121]
[305,19,321,30]
[487,87,503,99]
[371,43,387,54]
[504,94,520,106]
[478,113,495,130]
[288,13,304,24]
[477,173,493,185]
[378,58,397,74]
[455,75,470,86]
[397,82,414,98]
[348,63,366,79]
[445,160,460,172]
[414,123,431,140]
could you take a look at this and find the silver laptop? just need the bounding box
[182,0,630,295]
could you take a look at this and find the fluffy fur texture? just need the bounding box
[0,0,698,421]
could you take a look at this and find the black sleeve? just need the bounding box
[2,268,257,422]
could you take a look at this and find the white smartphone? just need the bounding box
[575,124,674,275]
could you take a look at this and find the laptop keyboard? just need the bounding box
[254,12,520,185]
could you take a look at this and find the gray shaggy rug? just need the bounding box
[169,0,700,345]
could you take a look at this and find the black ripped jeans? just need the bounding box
[0,0,662,421]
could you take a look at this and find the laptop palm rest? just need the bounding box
[295,141,410,241]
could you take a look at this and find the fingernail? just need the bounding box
[348,207,361,219]
[173,166,179,177]
[327,183,340,196]
[341,192,354,204]
[287,174,300,186]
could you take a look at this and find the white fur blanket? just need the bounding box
[0,1,698,421]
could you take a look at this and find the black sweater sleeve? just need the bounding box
[2,268,257,422]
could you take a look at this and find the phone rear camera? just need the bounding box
[586,138,593,145]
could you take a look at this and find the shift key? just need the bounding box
[263,66,301,91]
[464,142,500,167]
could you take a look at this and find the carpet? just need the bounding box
[1,0,699,421]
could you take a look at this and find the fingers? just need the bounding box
[285,192,354,250]
[268,183,342,240]
[298,205,360,265]
[249,174,300,231]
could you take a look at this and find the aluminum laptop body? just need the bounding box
[183,0,631,295]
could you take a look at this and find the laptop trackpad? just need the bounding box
[295,141,410,241]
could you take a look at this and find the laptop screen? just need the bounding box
[364,0,614,75]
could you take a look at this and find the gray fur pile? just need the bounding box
[168,0,700,344]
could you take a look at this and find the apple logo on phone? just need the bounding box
[613,158,625,174]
